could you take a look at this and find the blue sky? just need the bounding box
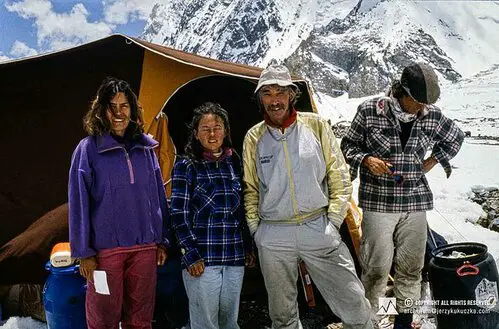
[0,0,158,62]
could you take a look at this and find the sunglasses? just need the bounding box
[389,166,404,184]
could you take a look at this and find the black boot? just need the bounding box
[393,313,413,329]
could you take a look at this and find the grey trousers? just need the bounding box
[254,215,373,329]
[360,211,427,313]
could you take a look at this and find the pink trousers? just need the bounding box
[86,245,157,329]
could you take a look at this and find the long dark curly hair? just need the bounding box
[185,102,233,160]
[83,77,144,137]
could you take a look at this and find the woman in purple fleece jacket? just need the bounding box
[68,77,169,329]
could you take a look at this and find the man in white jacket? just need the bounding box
[243,62,373,329]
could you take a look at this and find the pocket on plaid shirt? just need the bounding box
[193,182,216,212]
[366,128,391,157]
[192,181,242,226]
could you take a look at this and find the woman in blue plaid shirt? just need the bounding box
[170,102,255,329]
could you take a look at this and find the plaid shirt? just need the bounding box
[340,97,464,213]
[170,151,250,268]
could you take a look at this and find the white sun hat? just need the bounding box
[255,62,298,94]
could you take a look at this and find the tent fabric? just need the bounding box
[0,35,144,250]
[138,48,209,131]
[345,200,363,256]
[147,112,176,196]
[0,204,68,284]
[135,38,316,130]
[131,37,268,80]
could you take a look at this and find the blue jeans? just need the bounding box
[182,266,244,329]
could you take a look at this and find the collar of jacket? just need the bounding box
[375,96,430,132]
[202,146,233,162]
[264,108,297,132]
[96,132,158,153]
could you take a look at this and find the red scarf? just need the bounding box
[264,108,297,132]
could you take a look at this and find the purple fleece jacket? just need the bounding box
[68,132,170,258]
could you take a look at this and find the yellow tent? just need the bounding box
[0,34,360,285]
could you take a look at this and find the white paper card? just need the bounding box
[93,270,110,295]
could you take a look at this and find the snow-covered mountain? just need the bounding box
[141,0,499,99]
[287,0,499,97]
[142,0,358,65]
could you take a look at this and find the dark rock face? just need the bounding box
[285,35,349,97]
[142,0,283,66]
[471,187,499,232]
[216,0,281,64]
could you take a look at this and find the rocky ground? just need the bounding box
[330,121,350,139]
[239,296,337,329]
[471,187,499,233]
[238,268,345,329]
[238,278,337,329]
[238,286,436,329]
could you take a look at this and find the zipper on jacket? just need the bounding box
[282,140,299,219]
[124,150,135,184]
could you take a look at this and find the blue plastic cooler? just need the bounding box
[43,262,87,329]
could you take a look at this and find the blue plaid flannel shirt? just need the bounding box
[341,97,464,213]
[170,153,250,268]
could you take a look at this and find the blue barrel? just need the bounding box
[43,262,87,329]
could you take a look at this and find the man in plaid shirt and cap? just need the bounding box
[341,63,464,329]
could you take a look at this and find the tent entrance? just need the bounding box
[161,75,260,154]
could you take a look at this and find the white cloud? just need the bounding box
[102,0,157,25]
[4,0,158,53]
[4,0,52,19]
[10,40,38,57]
[5,0,114,51]
[0,53,11,63]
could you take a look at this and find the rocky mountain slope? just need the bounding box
[141,0,499,102]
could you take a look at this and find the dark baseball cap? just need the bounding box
[400,63,441,104]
